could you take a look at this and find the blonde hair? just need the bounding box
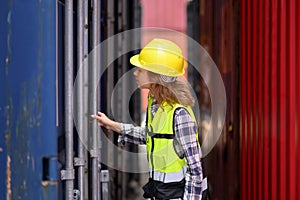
[147,71,195,107]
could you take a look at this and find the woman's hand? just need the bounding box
[91,112,121,133]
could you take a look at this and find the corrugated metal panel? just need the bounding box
[140,0,186,31]
[262,1,271,199]
[241,0,300,199]
[297,2,300,199]
[194,0,240,199]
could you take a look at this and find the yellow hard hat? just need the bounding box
[130,38,186,76]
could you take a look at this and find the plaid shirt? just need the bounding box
[119,102,203,200]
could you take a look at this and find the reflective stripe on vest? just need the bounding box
[150,165,187,183]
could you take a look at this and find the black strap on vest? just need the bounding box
[147,131,175,139]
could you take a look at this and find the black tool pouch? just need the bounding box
[142,178,185,200]
[142,178,157,198]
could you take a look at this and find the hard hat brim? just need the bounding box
[130,54,185,77]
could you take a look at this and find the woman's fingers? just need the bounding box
[91,112,109,127]
[91,114,100,120]
[91,112,120,133]
[92,115,104,127]
[97,112,106,117]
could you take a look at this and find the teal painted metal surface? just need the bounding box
[0,0,59,199]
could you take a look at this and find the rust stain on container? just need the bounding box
[6,155,11,200]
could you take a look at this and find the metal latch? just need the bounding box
[60,169,75,180]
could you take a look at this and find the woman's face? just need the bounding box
[133,68,151,89]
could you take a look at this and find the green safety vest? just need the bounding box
[146,95,198,183]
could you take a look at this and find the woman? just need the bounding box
[92,38,206,200]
